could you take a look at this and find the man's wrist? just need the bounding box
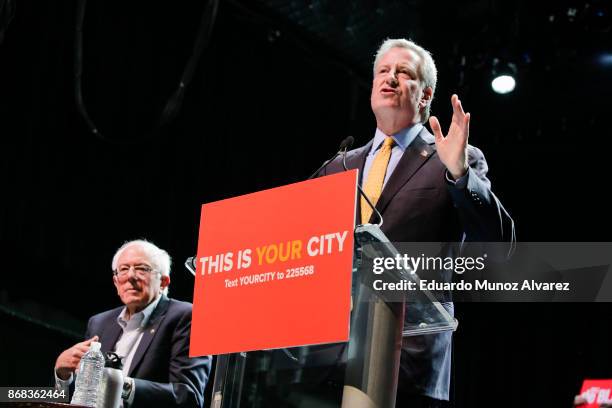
[448,167,468,181]
[54,368,73,383]
[445,169,469,189]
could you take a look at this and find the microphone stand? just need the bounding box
[341,145,383,228]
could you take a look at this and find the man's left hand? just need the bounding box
[429,94,470,180]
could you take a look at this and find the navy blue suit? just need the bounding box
[86,296,212,408]
[320,127,515,400]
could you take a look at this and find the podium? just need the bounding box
[207,224,458,408]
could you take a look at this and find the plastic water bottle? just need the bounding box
[71,341,105,407]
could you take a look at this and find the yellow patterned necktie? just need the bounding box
[361,136,394,224]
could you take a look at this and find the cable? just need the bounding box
[74,0,219,143]
[0,0,16,44]
[0,304,82,340]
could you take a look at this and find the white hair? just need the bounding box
[112,239,171,296]
[373,38,438,123]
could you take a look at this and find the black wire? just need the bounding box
[0,0,16,44]
[159,0,219,127]
[74,0,100,140]
[73,0,219,143]
[0,304,82,340]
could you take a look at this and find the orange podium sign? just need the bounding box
[190,170,358,356]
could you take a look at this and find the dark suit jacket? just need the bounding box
[85,296,212,408]
[320,127,515,400]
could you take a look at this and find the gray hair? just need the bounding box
[112,239,171,296]
[373,38,438,123]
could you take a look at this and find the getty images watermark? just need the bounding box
[359,242,612,302]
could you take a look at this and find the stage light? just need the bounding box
[491,58,517,95]
[491,75,516,94]
[597,53,612,66]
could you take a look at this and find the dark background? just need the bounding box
[1,0,611,406]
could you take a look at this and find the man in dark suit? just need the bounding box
[54,240,211,408]
[319,39,514,406]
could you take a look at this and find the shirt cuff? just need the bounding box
[445,170,469,189]
[54,370,73,393]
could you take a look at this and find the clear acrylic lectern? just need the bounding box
[207,224,458,408]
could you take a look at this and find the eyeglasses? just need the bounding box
[113,264,157,279]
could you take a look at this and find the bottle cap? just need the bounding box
[90,341,101,352]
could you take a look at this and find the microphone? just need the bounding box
[338,135,354,151]
[308,136,355,179]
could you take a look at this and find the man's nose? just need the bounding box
[127,268,140,282]
[385,70,398,86]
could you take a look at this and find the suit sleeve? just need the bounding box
[446,145,516,248]
[131,309,212,408]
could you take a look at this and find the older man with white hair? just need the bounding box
[319,38,515,407]
[54,239,211,408]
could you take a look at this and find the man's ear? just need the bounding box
[160,274,171,290]
[420,87,433,108]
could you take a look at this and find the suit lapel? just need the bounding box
[372,128,436,219]
[344,140,371,179]
[128,296,171,376]
[98,312,122,354]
